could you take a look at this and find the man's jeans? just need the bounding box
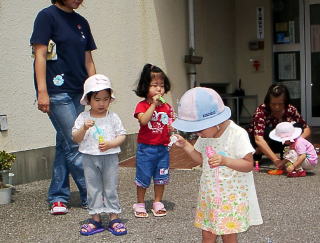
[47,93,87,205]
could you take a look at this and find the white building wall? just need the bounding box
[195,0,236,88]
[0,0,274,184]
[235,0,272,105]
[0,0,50,152]
[0,0,188,153]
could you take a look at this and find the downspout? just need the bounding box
[188,0,196,88]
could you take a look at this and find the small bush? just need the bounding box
[0,150,15,171]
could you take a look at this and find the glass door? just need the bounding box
[272,0,302,111]
[305,0,320,125]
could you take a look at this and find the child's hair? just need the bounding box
[134,63,171,98]
[86,89,112,104]
[51,0,64,4]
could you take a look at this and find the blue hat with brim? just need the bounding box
[172,87,231,132]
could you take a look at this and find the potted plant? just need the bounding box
[0,150,15,204]
[0,150,15,187]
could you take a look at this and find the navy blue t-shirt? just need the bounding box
[30,5,97,94]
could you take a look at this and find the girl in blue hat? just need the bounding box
[172,87,263,243]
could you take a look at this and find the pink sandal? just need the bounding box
[133,203,149,218]
[151,202,167,217]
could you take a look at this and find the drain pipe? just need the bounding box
[187,0,196,88]
[185,0,202,88]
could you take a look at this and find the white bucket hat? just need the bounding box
[171,87,231,132]
[80,74,115,105]
[269,122,302,144]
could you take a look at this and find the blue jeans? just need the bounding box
[135,144,170,188]
[47,93,87,205]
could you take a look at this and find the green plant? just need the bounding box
[0,150,15,189]
[0,150,16,171]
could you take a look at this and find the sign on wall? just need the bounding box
[257,7,264,40]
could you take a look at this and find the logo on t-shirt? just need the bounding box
[77,24,86,39]
[148,111,168,134]
[53,74,64,86]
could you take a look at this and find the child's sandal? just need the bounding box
[107,218,127,236]
[80,219,105,236]
[133,203,149,218]
[151,201,167,217]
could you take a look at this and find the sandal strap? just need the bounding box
[133,203,147,213]
[113,223,126,230]
[153,202,166,212]
[88,219,103,228]
[108,218,126,229]
[81,223,93,232]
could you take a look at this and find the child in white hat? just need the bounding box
[72,74,127,236]
[269,122,318,177]
[171,87,262,243]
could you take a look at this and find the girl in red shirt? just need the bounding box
[133,64,174,218]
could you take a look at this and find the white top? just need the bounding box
[193,121,263,234]
[72,111,126,155]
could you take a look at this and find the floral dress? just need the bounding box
[194,121,263,235]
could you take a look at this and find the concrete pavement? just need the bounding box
[1,165,320,243]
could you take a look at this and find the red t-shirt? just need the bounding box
[134,100,174,145]
[248,103,307,137]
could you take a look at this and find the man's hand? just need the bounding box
[37,92,50,113]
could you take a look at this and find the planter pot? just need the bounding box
[8,173,14,185]
[0,185,12,204]
[0,170,10,184]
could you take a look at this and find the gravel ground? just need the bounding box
[1,165,320,243]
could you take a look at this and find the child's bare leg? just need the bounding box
[202,230,217,243]
[221,233,237,243]
[153,184,166,215]
[109,213,118,221]
[92,214,101,222]
[154,184,164,202]
[137,185,147,203]
[135,186,148,217]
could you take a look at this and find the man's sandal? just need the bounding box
[80,219,105,236]
[133,203,149,218]
[151,201,167,217]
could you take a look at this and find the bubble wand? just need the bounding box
[168,135,178,150]
[205,146,221,205]
[254,160,260,171]
[167,105,177,150]
[159,96,166,103]
[94,123,104,143]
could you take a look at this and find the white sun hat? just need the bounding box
[269,122,302,144]
[80,74,115,105]
[171,87,231,132]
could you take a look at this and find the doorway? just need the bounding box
[272,0,320,125]
[305,0,320,125]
